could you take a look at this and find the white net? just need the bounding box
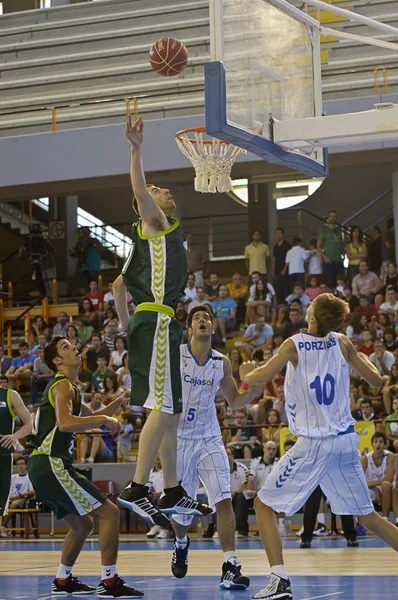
[175,130,245,193]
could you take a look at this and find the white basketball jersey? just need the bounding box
[178,343,224,440]
[284,332,355,438]
[365,451,388,483]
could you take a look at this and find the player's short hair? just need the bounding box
[132,184,154,216]
[312,293,349,337]
[371,432,387,445]
[44,335,66,371]
[187,305,214,328]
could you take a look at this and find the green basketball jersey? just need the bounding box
[31,374,81,465]
[0,387,15,456]
[122,217,188,309]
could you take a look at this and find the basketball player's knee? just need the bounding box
[73,514,94,536]
[96,499,119,525]
[381,481,392,492]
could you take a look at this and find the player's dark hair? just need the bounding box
[371,432,387,445]
[187,306,214,328]
[44,335,66,371]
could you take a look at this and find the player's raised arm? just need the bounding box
[219,356,263,410]
[339,334,383,388]
[0,390,32,450]
[241,338,297,385]
[126,116,168,228]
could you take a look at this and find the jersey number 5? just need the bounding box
[187,408,196,422]
[310,375,335,406]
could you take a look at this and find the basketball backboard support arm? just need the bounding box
[205,61,329,177]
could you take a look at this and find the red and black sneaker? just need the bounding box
[51,575,96,595]
[97,575,144,598]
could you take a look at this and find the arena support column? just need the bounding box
[48,196,78,297]
[393,165,398,266]
[247,181,275,249]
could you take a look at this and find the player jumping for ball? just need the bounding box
[114,116,211,526]
[242,294,398,600]
[170,306,262,589]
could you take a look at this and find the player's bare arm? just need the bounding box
[54,380,119,434]
[339,335,383,388]
[241,338,297,385]
[81,389,129,420]
[113,275,130,331]
[0,390,33,450]
[219,356,263,410]
[126,116,168,234]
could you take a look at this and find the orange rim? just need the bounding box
[175,126,230,145]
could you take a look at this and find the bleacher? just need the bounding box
[0,0,397,138]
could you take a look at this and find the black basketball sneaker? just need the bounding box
[219,561,250,590]
[51,575,96,595]
[171,537,190,579]
[118,484,170,528]
[252,573,293,599]
[97,575,144,598]
[158,484,212,516]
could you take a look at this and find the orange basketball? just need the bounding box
[149,38,188,77]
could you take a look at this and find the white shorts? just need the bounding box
[258,432,374,517]
[174,436,231,526]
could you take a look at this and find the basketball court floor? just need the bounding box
[1,537,396,599]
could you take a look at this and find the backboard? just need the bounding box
[206,0,328,177]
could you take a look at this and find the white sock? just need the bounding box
[176,535,188,548]
[87,457,94,463]
[102,564,117,581]
[318,513,326,525]
[224,551,239,565]
[278,517,285,526]
[395,518,398,525]
[56,563,73,580]
[382,516,389,521]
[271,564,288,580]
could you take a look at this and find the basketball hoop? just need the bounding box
[175,127,245,193]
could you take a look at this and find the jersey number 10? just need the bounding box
[310,375,336,406]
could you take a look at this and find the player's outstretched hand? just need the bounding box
[239,361,258,383]
[0,433,18,450]
[125,115,144,151]
[103,416,121,435]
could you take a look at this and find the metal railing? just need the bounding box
[0,296,45,352]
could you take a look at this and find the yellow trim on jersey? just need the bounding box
[48,374,80,409]
[135,302,175,318]
[137,217,180,240]
[6,389,16,420]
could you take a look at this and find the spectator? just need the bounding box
[32,333,48,356]
[74,315,94,346]
[229,348,243,384]
[353,295,378,321]
[103,373,121,405]
[79,298,100,330]
[186,232,208,287]
[368,226,383,276]
[228,409,260,459]
[382,364,398,415]
[226,447,250,538]
[117,411,134,463]
[345,313,368,343]
[66,325,81,349]
[384,218,395,264]
[31,348,53,405]
[246,279,275,324]
[84,280,104,312]
[91,356,115,393]
[104,319,121,352]
[187,286,208,313]
[81,333,110,372]
[117,352,131,390]
[383,328,397,354]
[104,282,135,314]
[109,336,128,370]
[70,226,101,292]
[343,287,360,312]
[205,272,221,301]
[282,308,307,339]
[0,375,8,388]
[361,432,395,519]
[304,276,321,302]
[360,381,383,414]
[385,397,398,453]
[380,287,398,316]
[244,229,270,283]
[317,209,344,288]
[272,331,284,356]
[53,311,69,336]
[184,272,197,303]
[241,315,273,359]
[175,300,188,340]
[29,316,50,348]
[335,274,347,297]
[0,456,35,537]
[80,393,114,463]
[349,379,364,415]
[227,273,248,326]
[147,457,172,539]
[286,283,311,307]
[352,261,381,301]
[211,286,237,343]
[272,228,291,303]
[375,262,398,308]
[0,345,12,377]
[352,398,375,422]
[346,225,367,282]
[103,307,118,329]
[369,312,391,339]
[369,339,396,377]
[357,329,375,357]
[283,238,307,289]
[271,384,287,423]
[261,408,281,445]
[305,239,323,284]
[5,342,36,389]
[76,365,93,399]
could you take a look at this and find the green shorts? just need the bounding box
[0,454,12,517]
[127,306,183,414]
[28,455,106,520]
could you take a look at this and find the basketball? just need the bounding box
[149,37,188,77]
